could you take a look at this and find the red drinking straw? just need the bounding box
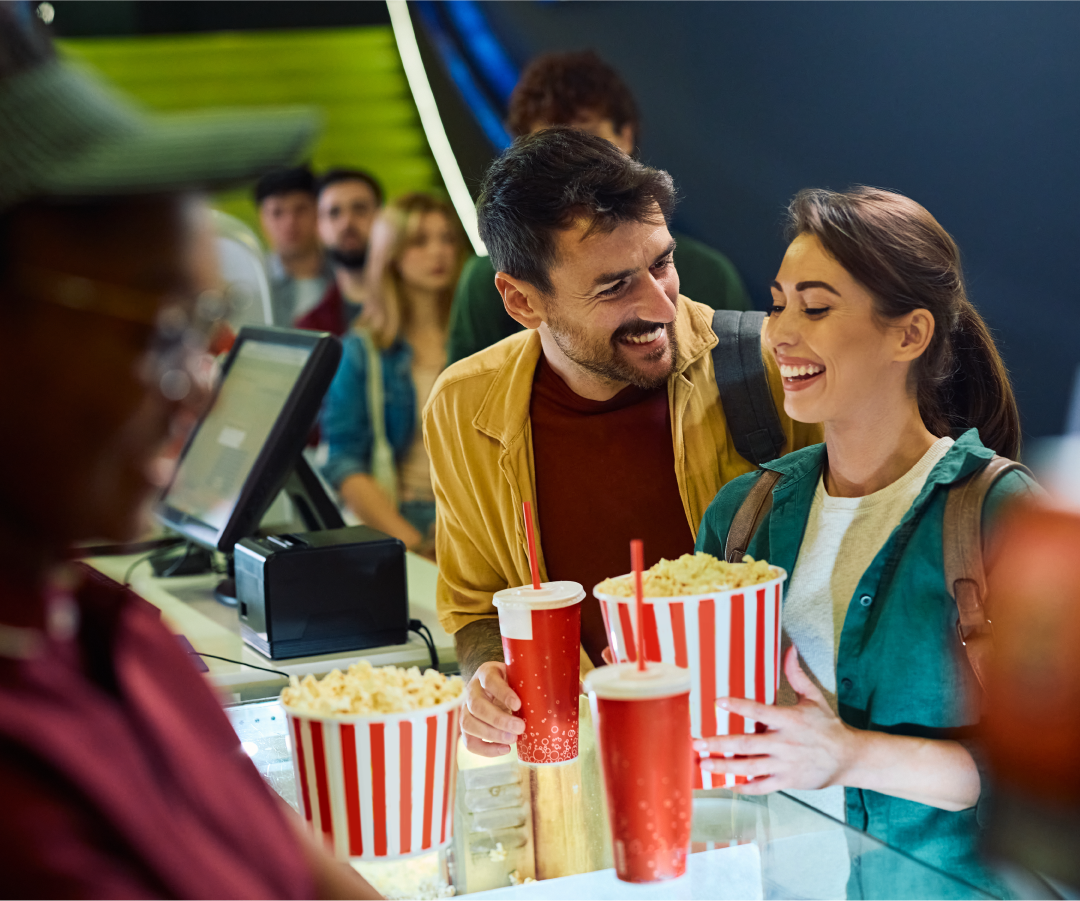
[523,500,542,590]
[631,539,646,671]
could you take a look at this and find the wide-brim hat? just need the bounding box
[0,59,319,213]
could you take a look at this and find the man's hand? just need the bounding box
[462,661,525,756]
[693,645,854,795]
[453,619,524,756]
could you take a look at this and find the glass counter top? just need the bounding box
[226,698,998,900]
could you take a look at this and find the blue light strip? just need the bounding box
[414,0,513,152]
[440,0,519,105]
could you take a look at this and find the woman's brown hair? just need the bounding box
[358,192,465,349]
[786,186,1021,460]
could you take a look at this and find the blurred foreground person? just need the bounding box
[0,12,379,899]
[254,165,333,326]
[695,187,1036,896]
[982,499,1080,891]
[296,167,384,335]
[447,49,750,364]
[323,193,465,554]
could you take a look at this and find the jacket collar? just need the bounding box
[760,428,993,494]
[758,429,993,581]
[473,295,713,449]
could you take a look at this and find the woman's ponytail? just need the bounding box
[787,187,1022,460]
[932,298,1021,460]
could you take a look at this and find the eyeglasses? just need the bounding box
[14,266,236,401]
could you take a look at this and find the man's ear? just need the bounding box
[495,271,546,330]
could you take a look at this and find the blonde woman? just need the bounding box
[322,193,465,552]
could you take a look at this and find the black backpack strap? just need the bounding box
[711,309,787,465]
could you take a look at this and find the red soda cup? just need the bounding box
[493,581,585,765]
[584,662,694,883]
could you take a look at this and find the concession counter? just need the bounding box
[89,550,1003,900]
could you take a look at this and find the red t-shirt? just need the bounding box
[0,566,314,899]
[530,356,695,665]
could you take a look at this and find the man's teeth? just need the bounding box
[780,364,825,378]
[625,327,664,345]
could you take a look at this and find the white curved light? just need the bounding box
[387,0,487,256]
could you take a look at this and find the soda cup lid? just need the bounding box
[583,662,692,700]
[493,581,585,611]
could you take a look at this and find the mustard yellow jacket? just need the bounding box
[422,297,822,636]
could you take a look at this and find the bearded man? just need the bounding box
[424,128,821,756]
[294,167,383,335]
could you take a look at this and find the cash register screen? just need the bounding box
[157,326,340,551]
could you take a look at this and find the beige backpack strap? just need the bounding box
[724,470,783,564]
[944,455,1033,689]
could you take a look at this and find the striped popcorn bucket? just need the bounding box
[284,694,463,861]
[594,568,786,789]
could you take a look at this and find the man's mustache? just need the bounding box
[612,318,670,342]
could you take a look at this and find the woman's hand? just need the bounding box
[694,645,857,795]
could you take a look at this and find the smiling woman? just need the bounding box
[781,186,1020,461]
[694,186,1035,896]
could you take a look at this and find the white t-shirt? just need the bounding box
[780,436,954,822]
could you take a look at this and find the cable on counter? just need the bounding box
[409,619,440,671]
[123,550,159,587]
[191,652,290,679]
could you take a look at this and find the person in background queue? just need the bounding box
[446,49,751,365]
[0,10,379,898]
[694,187,1036,896]
[295,167,383,336]
[323,193,466,555]
[254,164,334,327]
[423,128,821,756]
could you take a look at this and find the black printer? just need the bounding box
[235,525,409,659]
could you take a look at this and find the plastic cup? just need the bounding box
[283,694,463,860]
[584,662,694,883]
[493,581,585,765]
[595,567,786,788]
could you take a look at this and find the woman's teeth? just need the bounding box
[780,363,825,379]
[624,327,664,345]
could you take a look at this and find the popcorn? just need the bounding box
[595,552,775,598]
[280,660,464,717]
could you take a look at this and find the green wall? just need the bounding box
[59,27,442,236]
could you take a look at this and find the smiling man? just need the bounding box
[423,128,821,756]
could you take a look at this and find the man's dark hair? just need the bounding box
[253,165,317,205]
[315,167,384,207]
[507,50,640,142]
[477,127,675,295]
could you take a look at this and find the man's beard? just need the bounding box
[547,309,679,390]
[327,245,367,271]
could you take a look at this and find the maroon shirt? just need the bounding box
[294,281,362,337]
[0,566,313,899]
[530,356,695,665]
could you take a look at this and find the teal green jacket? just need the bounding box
[696,430,1037,898]
[446,231,751,366]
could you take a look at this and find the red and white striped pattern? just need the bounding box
[597,570,785,789]
[286,697,462,861]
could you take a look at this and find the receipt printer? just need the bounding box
[235,525,409,659]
